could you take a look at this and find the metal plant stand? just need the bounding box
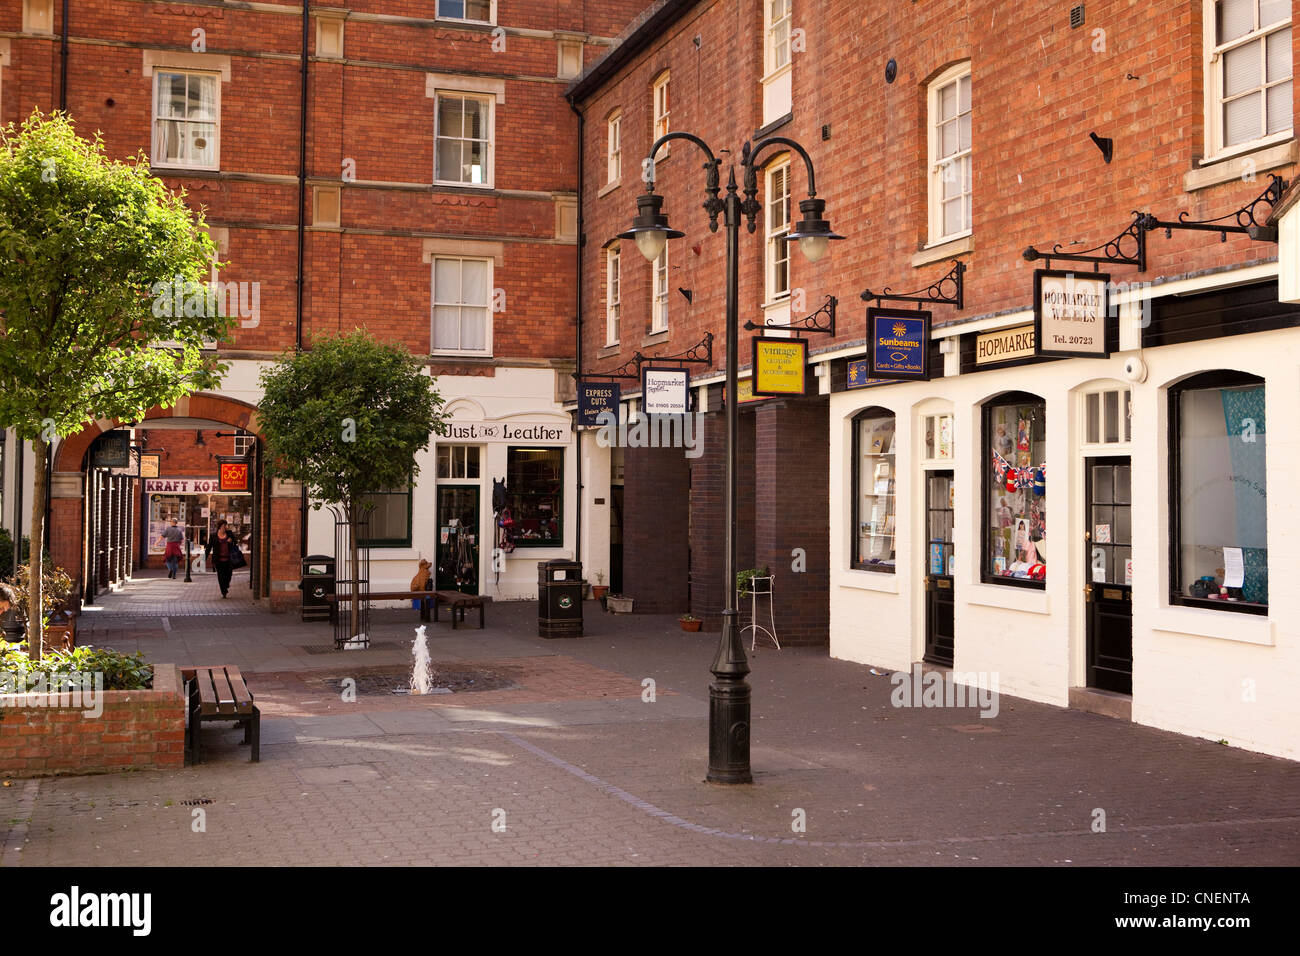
[330,503,372,650]
[741,574,779,651]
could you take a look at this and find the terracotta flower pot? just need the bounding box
[679,618,702,632]
[591,585,609,601]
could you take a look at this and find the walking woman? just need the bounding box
[204,520,245,598]
[160,518,184,579]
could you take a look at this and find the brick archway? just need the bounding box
[48,394,303,612]
[54,393,261,473]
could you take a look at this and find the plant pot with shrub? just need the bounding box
[678,613,702,632]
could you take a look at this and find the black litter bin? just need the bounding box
[300,555,336,622]
[538,560,583,638]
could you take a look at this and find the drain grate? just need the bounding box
[306,665,519,696]
[300,641,405,655]
[180,798,213,806]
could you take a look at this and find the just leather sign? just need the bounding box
[442,421,571,443]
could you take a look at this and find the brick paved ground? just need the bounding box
[3,577,1299,866]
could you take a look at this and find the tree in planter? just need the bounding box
[257,331,446,642]
[0,112,231,658]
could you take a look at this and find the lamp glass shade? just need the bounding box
[798,234,830,262]
[635,229,668,262]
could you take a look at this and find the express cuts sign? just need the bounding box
[577,382,620,427]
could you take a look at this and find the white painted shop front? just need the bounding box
[828,264,1300,761]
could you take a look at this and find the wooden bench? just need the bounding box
[327,590,435,622]
[183,665,260,765]
[432,590,486,630]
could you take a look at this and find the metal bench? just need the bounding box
[432,590,486,630]
[183,665,260,764]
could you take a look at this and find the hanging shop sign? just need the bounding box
[1033,269,1112,358]
[217,457,251,492]
[752,337,809,396]
[144,477,225,494]
[975,325,1036,366]
[577,382,620,428]
[866,308,931,380]
[641,367,690,415]
[139,454,161,479]
[736,378,766,403]
[90,432,130,470]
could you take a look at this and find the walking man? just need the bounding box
[161,518,184,579]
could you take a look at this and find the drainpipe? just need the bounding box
[11,437,23,572]
[568,96,584,567]
[298,0,310,561]
[59,0,69,110]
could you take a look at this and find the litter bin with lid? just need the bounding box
[538,559,583,638]
[299,555,335,622]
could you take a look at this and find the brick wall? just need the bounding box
[622,440,689,613]
[689,407,755,624]
[0,665,185,777]
[575,0,1298,374]
[754,398,828,646]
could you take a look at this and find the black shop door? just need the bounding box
[924,470,955,666]
[1085,457,1132,694]
[437,485,480,594]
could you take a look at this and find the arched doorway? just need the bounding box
[53,394,274,606]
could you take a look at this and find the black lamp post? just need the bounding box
[619,133,841,784]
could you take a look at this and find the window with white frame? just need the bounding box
[766,158,791,303]
[432,256,492,354]
[152,70,220,170]
[652,246,668,333]
[927,63,971,245]
[437,0,492,24]
[607,111,622,185]
[1082,387,1133,447]
[606,246,621,345]
[1206,0,1292,156]
[435,93,492,186]
[652,72,670,161]
[767,0,792,75]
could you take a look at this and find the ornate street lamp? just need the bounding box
[619,133,841,784]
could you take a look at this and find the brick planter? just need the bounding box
[0,664,185,778]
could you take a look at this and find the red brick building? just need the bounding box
[569,1,1300,758]
[2,0,649,608]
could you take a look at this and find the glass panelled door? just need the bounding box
[1086,457,1132,693]
[924,470,955,665]
[436,486,480,594]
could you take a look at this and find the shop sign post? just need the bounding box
[577,381,620,428]
[1033,269,1113,358]
[866,307,931,380]
[751,337,808,396]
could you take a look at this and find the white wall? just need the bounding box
[828,320,1300,761]
[2,429,36,538]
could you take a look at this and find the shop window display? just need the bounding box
[505,448,562,547]
[984,394,1047,586]
[1170,372,1267,612]
[853,410,897,572]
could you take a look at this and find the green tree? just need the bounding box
[0,111,232,657]
[257,331,446,641]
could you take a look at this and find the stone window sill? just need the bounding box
[966,582,1050,614]
[641,330,669,347]
[838,569,899,593]
[1185,140,1297,193]
[1150,606,1274,646]
[598,179,621,199]
[912,234,973,268]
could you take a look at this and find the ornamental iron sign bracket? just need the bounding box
[1142,174,1286,243]
[575,354,644,381]
[1022,212,1148,272]
[744,295,837,334]
[861,260,965,310]
[641,331,715,367]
